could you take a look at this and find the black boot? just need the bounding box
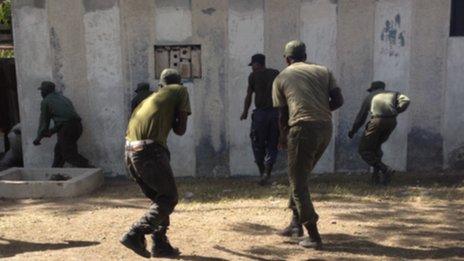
[120,230,151,258]
[151,229,180,257]
[259,165,273,186]
[382,168,395,186]
[299,223,323,250]
[279,209,303,237]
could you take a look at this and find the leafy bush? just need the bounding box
[0,48,14,58]
[0,0,11,27]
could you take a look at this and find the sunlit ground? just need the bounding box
[1,171,463,260]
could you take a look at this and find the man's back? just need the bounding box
[272,62,336,126]
[126,84,190,148]
[249,68,279,109]
[42,92,80,122]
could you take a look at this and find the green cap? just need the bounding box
[284,40,306,58]
[160,68,181,86]
[37,81,55,92]
[135,82,150,93]
[367,81,386,92]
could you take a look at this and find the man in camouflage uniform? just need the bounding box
[120,69,191,258]
[273,41,344,249]
[349,81,410,185]
[33,81,93,168]
[240,54,280,185]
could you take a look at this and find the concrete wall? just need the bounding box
[445,38,464,169]
[13,0,460,176]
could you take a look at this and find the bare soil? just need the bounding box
[1,172,463,260]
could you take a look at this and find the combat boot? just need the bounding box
[279,209,304,237]
[120,230,151,258]
[259,165,273,186]
[299,223,323,250]
[151,230,180,257]
[382,168,395,186]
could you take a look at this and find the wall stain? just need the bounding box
[407,127,443,171]
[448,145,464,170]
[49,27,65,91]
[201,7,216,15]
[83,0,117,12]
[335,121,369,171]
[380,13,406,57]
[15,0,45,9]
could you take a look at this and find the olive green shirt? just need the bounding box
[351,90,410,133]
[37,92,81,137]
[248,68,279,109]
[272,62,338,126]
[125,84,191,148]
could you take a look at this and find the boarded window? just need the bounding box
[154,45,201,79]
[450,0,464,36]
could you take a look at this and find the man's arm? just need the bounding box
[240,86,253,120]
[173,111,189,136]
[396,94,410,113]
[34,101,52,145]
[349,97,370,138]
[278,106,289,149]
[329,87,344,111]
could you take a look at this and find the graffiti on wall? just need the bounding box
[380,14,406,57]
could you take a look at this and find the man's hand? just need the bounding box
[33,138,42,146]
[240,111,248,120]
[348,130,355,139]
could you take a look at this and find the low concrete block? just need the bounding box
[0,168,104,199]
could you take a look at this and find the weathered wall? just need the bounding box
[407,0,450,171]
[13,0,54,167]
[336,0,375,172]
[13,0,459,176]
[444,38,464,170]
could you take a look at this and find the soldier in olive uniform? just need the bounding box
[131,82,153,113]
[120,69,191,258]
[273,41,344,249]
[33,81,93,168]
[348,81,410,185]
[240,54,280,185]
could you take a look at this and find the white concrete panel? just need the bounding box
[300,0,337,173]
[167,82,196,177]
[13,5,55,167]
[373,0,412,171]
[444,38,464,168]
[155,2,192,42]
[84,6,125,175]
[228,1,264,176]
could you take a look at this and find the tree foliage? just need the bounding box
[0,0,12,27]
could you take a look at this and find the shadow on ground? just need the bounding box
[0,237,99,258]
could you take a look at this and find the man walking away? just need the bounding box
[273,40,344,249]
[33,81,93,168]
[121,69,191,258]
[348,81,410,185]
[131,82,153,113]
[240,54,280,185]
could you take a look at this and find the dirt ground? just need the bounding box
[1,172,464,260]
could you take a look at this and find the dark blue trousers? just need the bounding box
[250,108,279,167]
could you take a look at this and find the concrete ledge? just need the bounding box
[0,168,104,199]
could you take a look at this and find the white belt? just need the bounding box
[125,139,154,147]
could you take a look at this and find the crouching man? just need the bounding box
[120,69,191,258]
